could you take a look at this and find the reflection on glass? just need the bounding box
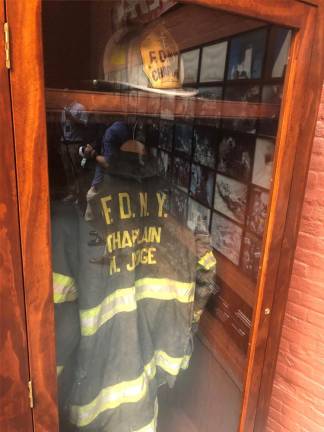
[224,85,260,102]
[181,49,200,83]
[200,41,228,82]
[58,101,89,200]
[267,27,292,78]
[42,2,291,430]
[262,84,282,104]
[259,85,283,136]
[227,28,267,79]
[198,86,223,100]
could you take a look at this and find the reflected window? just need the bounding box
[200,41,228,82]
[227,28,267,80]
[266,27,292,78]
[181,49,200,84]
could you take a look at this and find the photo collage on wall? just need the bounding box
[130,25,289,281]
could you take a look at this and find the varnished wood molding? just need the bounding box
[45,88,280,120]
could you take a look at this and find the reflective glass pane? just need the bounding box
[42,2,291,431]
[200,41,228,82]
[227,28,267,80]
[266,27,292,78]
[181,49,200,84]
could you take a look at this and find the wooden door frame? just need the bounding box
[0,1,33,431]
[4,1,58,431]
[5,0,324,431]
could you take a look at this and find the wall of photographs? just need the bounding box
[132,24,291,358]
[138,117,273,352]
[141,25,290,279]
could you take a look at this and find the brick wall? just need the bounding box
[266,85,324,432]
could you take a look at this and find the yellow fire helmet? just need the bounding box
[102,24,197,97]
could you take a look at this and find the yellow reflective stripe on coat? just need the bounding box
[198,251,216,270]
[154,350,189,376]
[135,278,194,303]
[70,357,156,427]
[133,398,158,432]
[80,287,137,336]
[70,351,188,428]
[80,278,195,336]
[53,272,77,303]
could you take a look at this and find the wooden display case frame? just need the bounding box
[2,0,323,431]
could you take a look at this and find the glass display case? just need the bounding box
[1,1,323,431]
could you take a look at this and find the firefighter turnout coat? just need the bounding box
[55,151,216,431]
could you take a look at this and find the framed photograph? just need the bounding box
[240,233,262,280]
[252,137,275,189]
[193,126,217,168]
[159,120,174,152]
[247,187,269,237]
[214,174,248,224]
[187,198,211,232]
[227,28,267,80]
[146,119,160,148]
[159,150,172,179]
[173,157,190,192]
[265,27,292,79]
[170,187,188,222]
[190,164,214,207]
[217,133,254,182]
[174,123,193,158]
[181,49,200,84]
[200,41,228,82]
[211,212,243,265]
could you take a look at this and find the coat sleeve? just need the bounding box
[51,203,81,378]
[192,220,218,329]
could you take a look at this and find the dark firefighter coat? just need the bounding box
[54,151,216,431]
[51,201,81,423]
